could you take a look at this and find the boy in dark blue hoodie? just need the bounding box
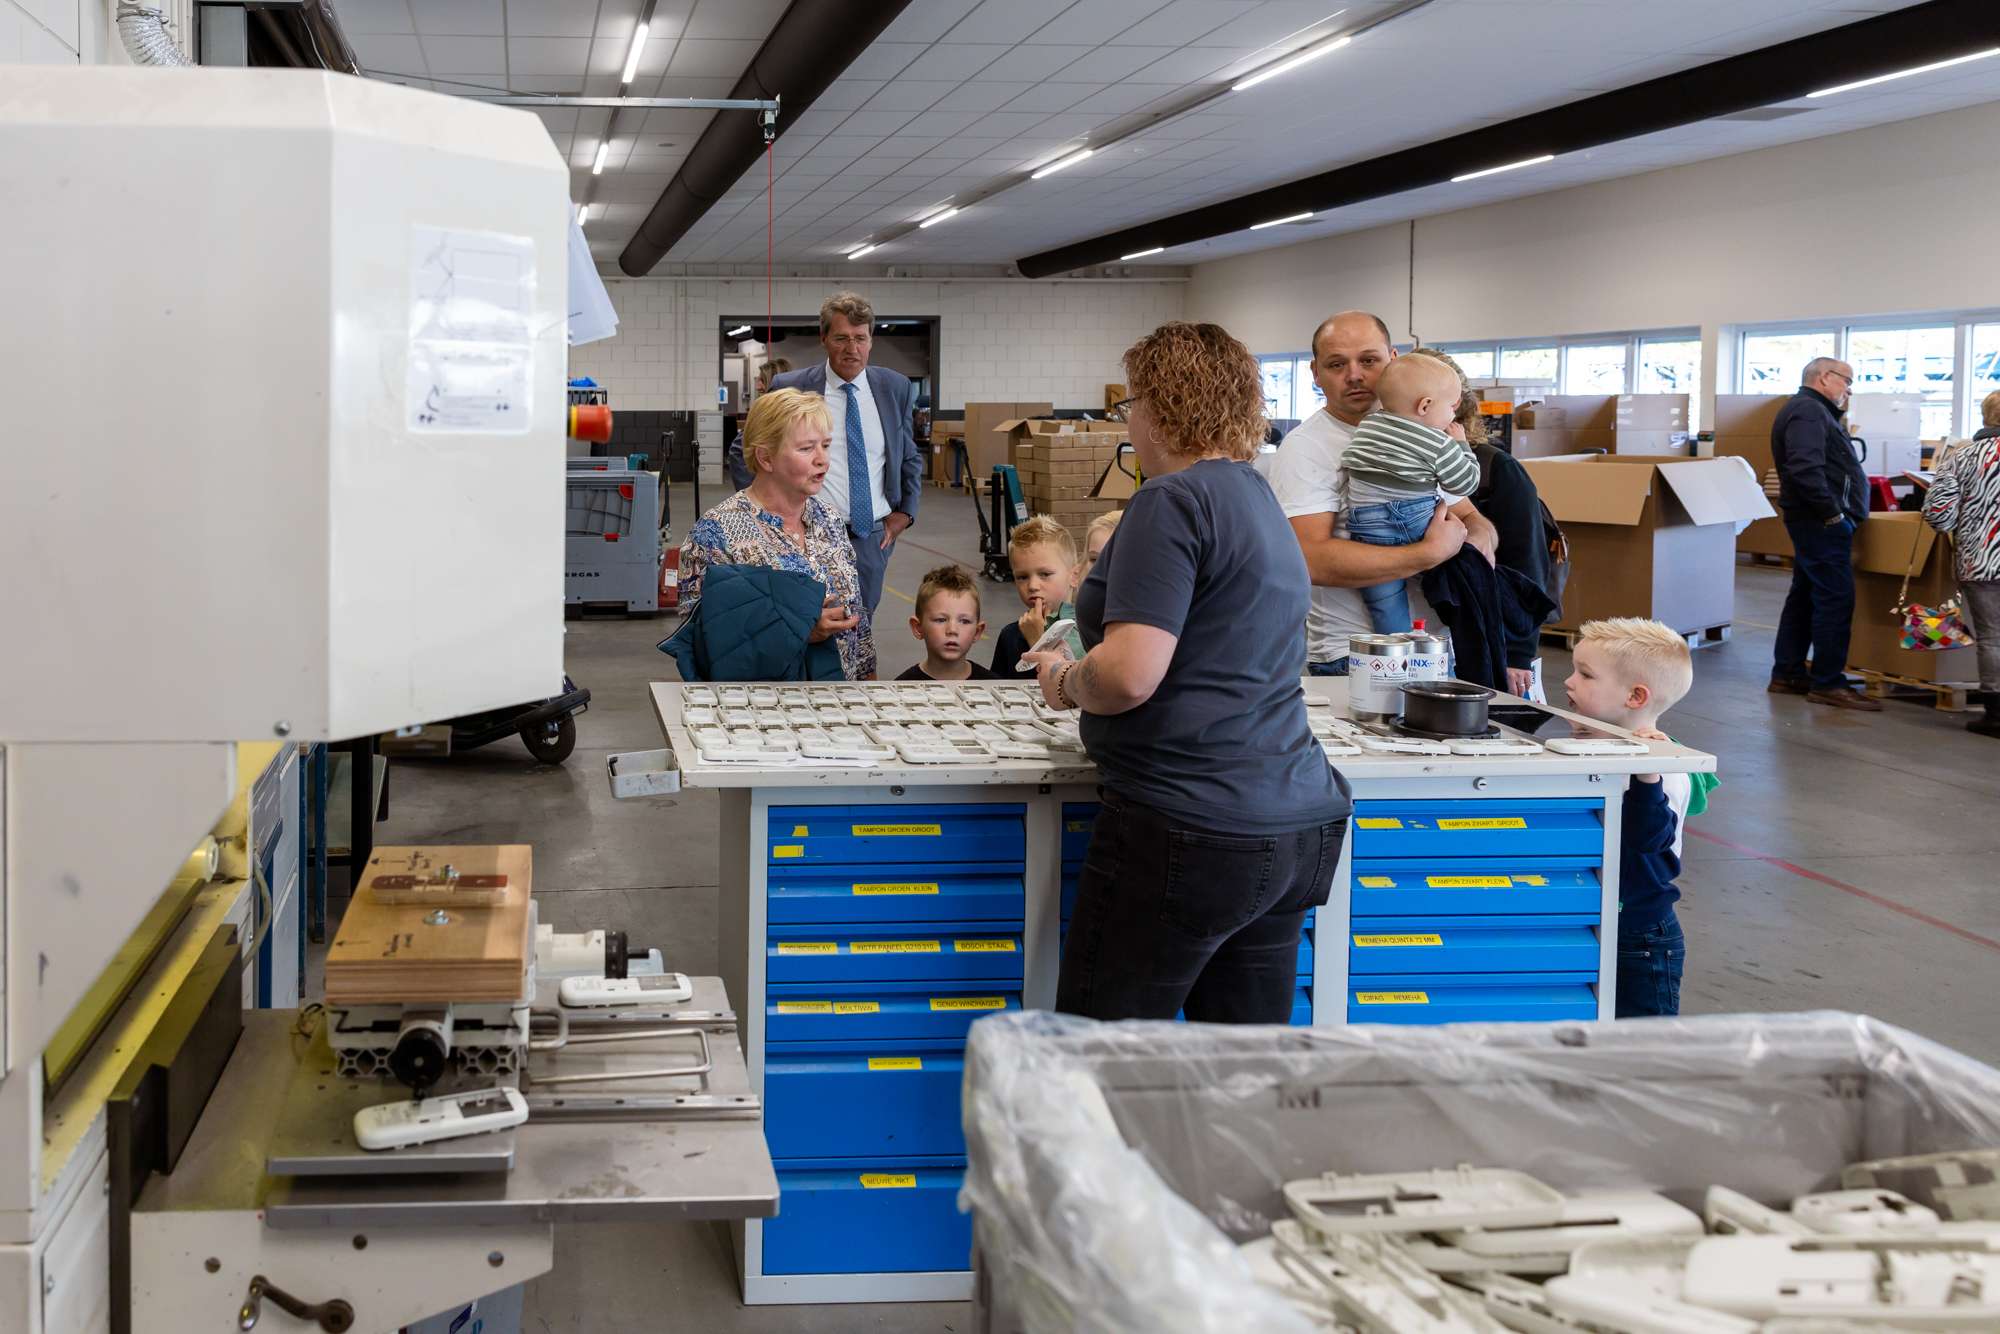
[1562,618,1714,1019]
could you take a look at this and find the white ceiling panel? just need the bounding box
[1003,83,1099,114]
[682,0,786,40]
[865,82,958,113]
[350,32,427,76]
[420,34,503,71]
[971,43,1095,83]
[841,42,927,81]
[503,0,598,38]
[506,36,589,77]
[330,0,414,36]
[948,0,1078,45]
[908,43,1010,81]
[665,38,764,77]
[411,0,501,36]
[877,0,985,45]
[934,81,1036,112]
[1117,0,1262,46]
[1029,0,1175,45]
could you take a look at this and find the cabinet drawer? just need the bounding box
[1348,980,1598,1024]
[1290,988,1313,1027]
[766,988,1019,1042]
[766,928,1023,985]
[765,1049,966,1159]
[1061,803,1098,866]
[769,804,1025,866]
[1297,929,1315,981]
[764,1167,971,1275]
[1351,861,1602,917]
[1351,801,1604,860]
[1348,918,1600,974]
[768,867,1024,925]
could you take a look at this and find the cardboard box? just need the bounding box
[994,417,1126,470]
[1615,430,1694,457]
[1616,394,1689,431]
[1847,513,1974,682]
[1091,449,1139,506]
[1712,397,1791,558]
[1711,395,1787,440]
[1519,455,1775,633]
[1104,383,1128,413]
[1516,395,1616,433]
[964,401,1053,476]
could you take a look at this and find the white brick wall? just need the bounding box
[567,277,1188,412]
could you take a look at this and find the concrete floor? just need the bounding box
[359,484,2000,1332]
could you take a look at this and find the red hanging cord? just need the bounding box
[766,139,775,348]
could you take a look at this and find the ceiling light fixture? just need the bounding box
[1120,246,1165,259]
[592,140,609,174]
[620,21,649,85]
[576,203,588,225]
[1249,211,1314,230]
[1232,34,1352,93]
[1808,46,2000,97]
[1450,153,1554,182]
[726,324,751,337]
[917,207,959,228]
[847,244,878,260]
[1031,148,1094,180]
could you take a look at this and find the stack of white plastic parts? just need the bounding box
[678,681,1088,766]
[1246,1153,2000,1332]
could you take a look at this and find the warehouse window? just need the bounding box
[1259,355,1296,422]
[1636,339,1701,395]
[1499,345,1559,381]
[1562,343,1628,394]
[1436,346,1496,379]
[1971,324,2000,434]
[1847,324,1954,440]
[1741,330,1836,392]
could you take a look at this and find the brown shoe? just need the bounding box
[1808,688,1883,712]
[1767,677,1811,695]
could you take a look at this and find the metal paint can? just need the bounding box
[1406,622,1449,683]
[1347,632,1414,723]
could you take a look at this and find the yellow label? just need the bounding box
[1353,933,1443,947]
[791,824,809,837]
[1514,875,1549,886]
[1356,991,1431,1005]
[1437,817,1528,830]
[852,882,940,896]
[773,845,804,859]
[1356,817,1403,830]
[776,942,837,956]
[1427,876,1511,888]
[860,1173,917,1189]
[868,1056,923,1071]
[834,1001,880,1015]
[775,1001,832,1014]
[953,939,1017,953]
[1358,875,1396,888]
[853,823,942,836]
[1065,820,1091,833]
[850,940,941,955]
[931,996,1006,1012]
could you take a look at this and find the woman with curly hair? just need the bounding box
[1024,322,1351,1023]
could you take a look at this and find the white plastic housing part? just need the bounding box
[0,68,568,744]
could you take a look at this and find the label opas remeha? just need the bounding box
[1355,991,1430,1005]
[1352,933,1443,947]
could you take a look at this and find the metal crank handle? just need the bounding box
[238,1275,356,1332]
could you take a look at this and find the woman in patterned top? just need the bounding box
[1925,388,2000,737]
[681,388,875,679]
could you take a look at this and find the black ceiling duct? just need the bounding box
[619,0,918,276]
[1016,0,1999,278]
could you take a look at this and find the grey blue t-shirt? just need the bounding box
[1075,458,1350,834]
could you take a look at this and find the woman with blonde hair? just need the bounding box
[1024,322,1349,1024]
[680,388,873,679]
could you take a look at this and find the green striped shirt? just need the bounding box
[1341,410,1479,500]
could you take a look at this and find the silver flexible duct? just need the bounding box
[116,2,193,66]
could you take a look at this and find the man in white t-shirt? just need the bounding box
[1266,310,1498,673]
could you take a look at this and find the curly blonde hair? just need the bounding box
[1122,322,1266,462]
[1406,346,1487,446]
[742,388,831,475]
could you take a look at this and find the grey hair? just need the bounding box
[820,291,874,336]
[1801,356,1846,385]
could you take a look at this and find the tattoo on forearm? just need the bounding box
[1076,655,1101,705]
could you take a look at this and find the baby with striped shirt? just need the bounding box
[1340,354,1482,633]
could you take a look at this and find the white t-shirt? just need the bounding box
[1267,408,1440,664]
[821,363,891,526]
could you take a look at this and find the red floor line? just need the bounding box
[1686,826,2000,954]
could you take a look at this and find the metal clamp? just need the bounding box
[238,1276,354,1332]
[607,747,681,799]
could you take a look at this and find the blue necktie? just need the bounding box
[843,378,870,539]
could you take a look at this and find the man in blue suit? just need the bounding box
[770,292,923,613]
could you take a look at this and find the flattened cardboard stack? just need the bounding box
[1613,393,1692,456]
[325,845,534,1004]
[1711,395,1791,560]
[995,419,1128,548]
[1513,395,1616,458]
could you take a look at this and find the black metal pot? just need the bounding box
[1400,681,1492,737]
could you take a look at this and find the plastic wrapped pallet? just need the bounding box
[960,1010,2000,1334]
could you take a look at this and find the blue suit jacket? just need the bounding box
[771,363,922,524]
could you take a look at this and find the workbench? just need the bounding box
[646,678,1716,1306]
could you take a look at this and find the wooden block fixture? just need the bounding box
[325,845,534,1005]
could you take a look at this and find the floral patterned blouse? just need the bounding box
[680,489,875,680]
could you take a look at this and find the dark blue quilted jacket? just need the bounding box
[657,562,845,682]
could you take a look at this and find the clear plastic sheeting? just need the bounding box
[960,1011,2000,1334]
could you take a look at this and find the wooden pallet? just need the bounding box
[1851,668,1976,713]
[1540,623,1732,652]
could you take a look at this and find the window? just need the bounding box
[1439,346,1495,380]
[1741,330,1836,392]
[1562,343,1628,394]
[1259,356,1295,422]
[1499,345,1558,381]
[1295,359,1325,417]
[1847,325,1953,439]
[1971,323,2000,435]
[1638,338,1703,431]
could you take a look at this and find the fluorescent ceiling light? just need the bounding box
[1121,246,1165,260]
[1232,34,1352,93]
[918,207,959,229]
[620,21,649,85]
[1450,154,1554,183]
[1808,47,2000,97]
[1031,148,1093,180]
[592,140,609,175]
[726,324,751,337]
[847,244,878,259]
[576,203,587,225]
[1249,212,1313,230]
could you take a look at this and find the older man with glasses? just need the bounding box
[1770,355,1880,710]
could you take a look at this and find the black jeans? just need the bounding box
[1055,794,1347,1024]
[1773,516,1858,690]
[1614,913,1685,1019]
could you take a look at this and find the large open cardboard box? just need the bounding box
[1519,454,1774,633]
[963,401,1054,477]
[1848,512,1975,683]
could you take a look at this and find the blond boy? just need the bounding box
[992,516,1083,678]
[1079,510,1123,589]
[902,565,992,682]
[1563,617,1702,1019]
